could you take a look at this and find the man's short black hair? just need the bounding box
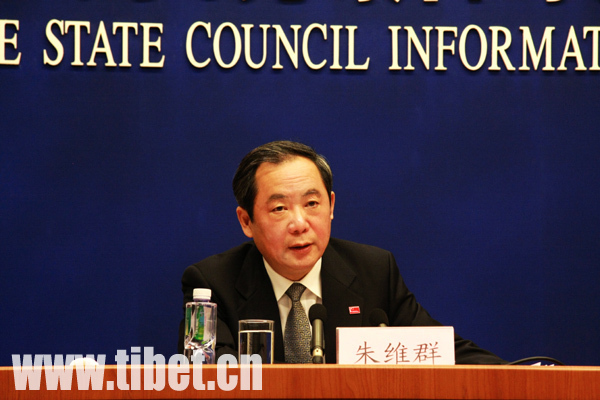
[232,141,333,220]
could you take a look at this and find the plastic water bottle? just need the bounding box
[184,288,217,364]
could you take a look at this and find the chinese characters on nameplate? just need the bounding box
[336,327,455,365]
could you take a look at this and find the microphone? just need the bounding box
[309,304,327,364]
[369,308,389,327]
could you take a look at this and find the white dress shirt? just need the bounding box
[263,258,323,335]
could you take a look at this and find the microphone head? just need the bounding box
[369,308,389,327]
[309,303,328,323]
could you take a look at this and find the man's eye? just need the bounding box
[307,201,319,208]
[272,206,285,212]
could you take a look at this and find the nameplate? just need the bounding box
[336,326,455,365]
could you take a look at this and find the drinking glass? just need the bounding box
[238,319,274,364]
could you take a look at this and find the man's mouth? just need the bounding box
[290,243,311,251]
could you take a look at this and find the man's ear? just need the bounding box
[329,191,335,220]
[236,206,254,238]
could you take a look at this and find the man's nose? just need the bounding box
[288,207,309,233]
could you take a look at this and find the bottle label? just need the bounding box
[194,306,205,342]
[185,306,192,337]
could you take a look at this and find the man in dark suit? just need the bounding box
[179,140,505,364]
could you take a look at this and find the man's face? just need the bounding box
[236,156,335,281]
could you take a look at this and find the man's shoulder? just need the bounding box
[182,241,261,289]
[324,238,398,287]
[190,241,258,272]
[187,241,262,275]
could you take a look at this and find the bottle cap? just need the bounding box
[192,288,212,300]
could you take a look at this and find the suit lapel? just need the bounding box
[321,244,365,362]
[234,244,286,362]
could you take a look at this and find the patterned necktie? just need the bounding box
[284,283,312,363]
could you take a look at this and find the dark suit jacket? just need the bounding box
[178,238,506,364]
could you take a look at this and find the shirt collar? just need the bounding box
[263,258,322,301]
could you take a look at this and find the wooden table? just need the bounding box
[2,364,599,399]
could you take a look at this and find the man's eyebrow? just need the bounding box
[266,189,322,202]
[303,189,322,197]
[267,193,287,202]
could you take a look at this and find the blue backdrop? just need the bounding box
[1,0,599,366]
